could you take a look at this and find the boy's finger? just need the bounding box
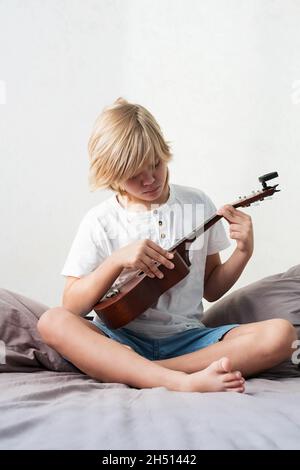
[147,239,174,259]
[217,205,232,216]
[234,208,252,220]
[229,223,242,231]
[218,204,249,218]
[142,256,164,278]
[218,208,235,221]
[218,205,244,222]
[139,261,155,278]
[146,247,175,270]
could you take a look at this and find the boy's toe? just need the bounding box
[226,385,245,393]
[223,371,243,382]
[224,380,245,388]
[211,356,231,374]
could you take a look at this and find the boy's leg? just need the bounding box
[37,307,245,393]
[37,307,183,390]
[154,319,297,377]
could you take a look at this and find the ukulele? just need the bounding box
[93,172,280,329]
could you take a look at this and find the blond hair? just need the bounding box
[88,97,172,193]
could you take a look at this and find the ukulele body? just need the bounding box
[93,248,190,329]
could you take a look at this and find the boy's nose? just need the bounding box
[142,171,155,185]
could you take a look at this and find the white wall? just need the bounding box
[1,0,300,309]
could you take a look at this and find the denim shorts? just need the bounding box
[91,319,239,361]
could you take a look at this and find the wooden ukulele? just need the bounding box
[93,172,280,329]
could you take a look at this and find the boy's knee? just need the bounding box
[264,319,297,359]
[272,319,297,343]
[37,307,72,345]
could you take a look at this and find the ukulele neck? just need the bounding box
[168,189,275,265]
[169,212,221,266]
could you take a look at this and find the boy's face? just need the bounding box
[120,158,169,207]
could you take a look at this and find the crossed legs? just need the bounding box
[37,307,247,393]
[37,309,296,392]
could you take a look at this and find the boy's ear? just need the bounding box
[118,187,127,196]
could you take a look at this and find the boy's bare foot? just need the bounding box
[180,357,245,393]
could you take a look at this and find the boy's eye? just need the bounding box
[129,161,160,180]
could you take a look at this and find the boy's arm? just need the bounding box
[203,250,251,302]
[62,239,174,316]
[203,204,254,302]
[62,254,123,316]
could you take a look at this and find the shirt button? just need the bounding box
[161,233,166,239]
[158,220,163,226]
[153,209,158,214]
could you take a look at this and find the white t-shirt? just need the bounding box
[61,183,230,338]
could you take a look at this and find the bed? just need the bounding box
[1,265,300,450]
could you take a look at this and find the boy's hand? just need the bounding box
[113,239,175,279]
[217,205,254,257]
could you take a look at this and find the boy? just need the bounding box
[38,98,296,393]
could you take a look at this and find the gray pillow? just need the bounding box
[202,264,300,378]
[0,288,78,373]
